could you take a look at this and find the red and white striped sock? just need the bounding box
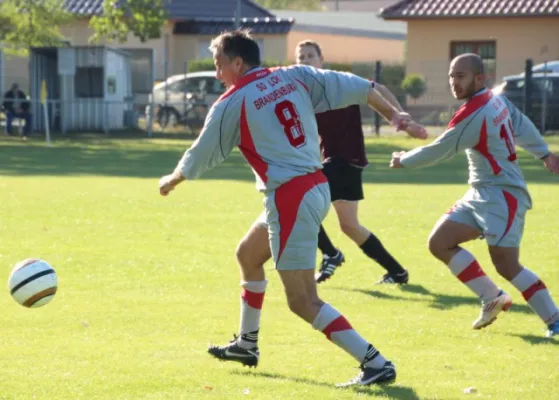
[448,249,501,301]
[511,268,559,325]
[312,303,387,368]
[238,280,267,349]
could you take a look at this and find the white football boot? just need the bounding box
[472,291,512,330]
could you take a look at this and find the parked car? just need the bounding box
[492,72,559,131]
[501,60,559,80]
[146,71,226,129]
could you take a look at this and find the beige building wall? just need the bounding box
[61,19,173,80]
[286,30,405,64]
[3,19,289,91]
[178,33,287,67]
[405,17,559,105]
[3,19,173,91]
[2,53,29,92]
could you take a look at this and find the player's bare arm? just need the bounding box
[367,87,412,131]
[367,87,427,140]
[375,83,404,112]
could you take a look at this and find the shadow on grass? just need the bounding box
[231,370,420,399]
[506,333,559,345]
[0,135,557,185]
[0,136,254,181]
[333,283,533,315]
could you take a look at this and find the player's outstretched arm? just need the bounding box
[159,102,240,196]
[366,87,426,138]
[503,96,551,159]
[390,122,479,169]
[374,83,404,112]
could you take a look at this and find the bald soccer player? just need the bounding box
[391,53,559,338]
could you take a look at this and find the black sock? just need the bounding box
[318,225,338,257]
[360,233,406,275]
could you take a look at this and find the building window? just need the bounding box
[75,67,104,98]
[450,41,496,87]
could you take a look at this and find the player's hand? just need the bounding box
[390,151,406,168]
[159,172,184,196]
[404,121,428,140]
[542,153,559,174]
[391,112,412,131]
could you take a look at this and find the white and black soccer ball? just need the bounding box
[8,259,58,308]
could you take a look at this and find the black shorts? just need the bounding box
[321,158,364,202]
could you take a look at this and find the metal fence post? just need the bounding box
[374,60,382,136]
[523,58,533,120]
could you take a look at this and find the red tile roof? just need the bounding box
[380,0,559,20]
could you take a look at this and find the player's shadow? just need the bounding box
[506,333,559,345]
[3,135,557,184]
[230,370,420,399]
[341,284,533,315]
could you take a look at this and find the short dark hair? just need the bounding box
[296,40,322,57]
[210,29,261,67]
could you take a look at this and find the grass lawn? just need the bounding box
[0,134,557,400]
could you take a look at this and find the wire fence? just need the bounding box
[2,57,558,139]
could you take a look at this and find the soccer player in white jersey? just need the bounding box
[158,30,425,386]
[391,53,559,338]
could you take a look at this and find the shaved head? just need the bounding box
[448,53,486,100]
[451,53,485,75]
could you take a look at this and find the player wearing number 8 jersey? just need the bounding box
[158,30,425,386]
[391,54,559,338]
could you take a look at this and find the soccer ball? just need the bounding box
[8,259,58,308]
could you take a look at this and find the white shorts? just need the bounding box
[261,170,330,270]
[444,186,530,248]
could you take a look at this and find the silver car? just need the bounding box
[146,71,226,129]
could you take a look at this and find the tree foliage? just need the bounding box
[89,0,168,44]
[401,73,427,100]
[0,0,73,55]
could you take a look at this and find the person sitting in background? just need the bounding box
[3,83,32,136]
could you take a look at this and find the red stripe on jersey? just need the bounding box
[241,288,265,310]
[447,90,492,128]
[295,78,309,92]
[322,316,353,341]
[501,190,518,241]
[474,119,502,175]
[457,260,486,283]
[238,99,268,183]
[522,280,547,301]
[274,170,328,262]
[217,68,272,102]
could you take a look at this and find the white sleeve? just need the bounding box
[286,65,371,113]
[177,99,241,179]
[501,96,550,159]
[401,115,480,168]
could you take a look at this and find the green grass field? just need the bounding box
[0,134,558,400]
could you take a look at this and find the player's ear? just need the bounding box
[476,73,486,85]
[233,56,243,71]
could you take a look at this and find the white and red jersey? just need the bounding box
[400,89,550,202]
[177,65,372,191]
